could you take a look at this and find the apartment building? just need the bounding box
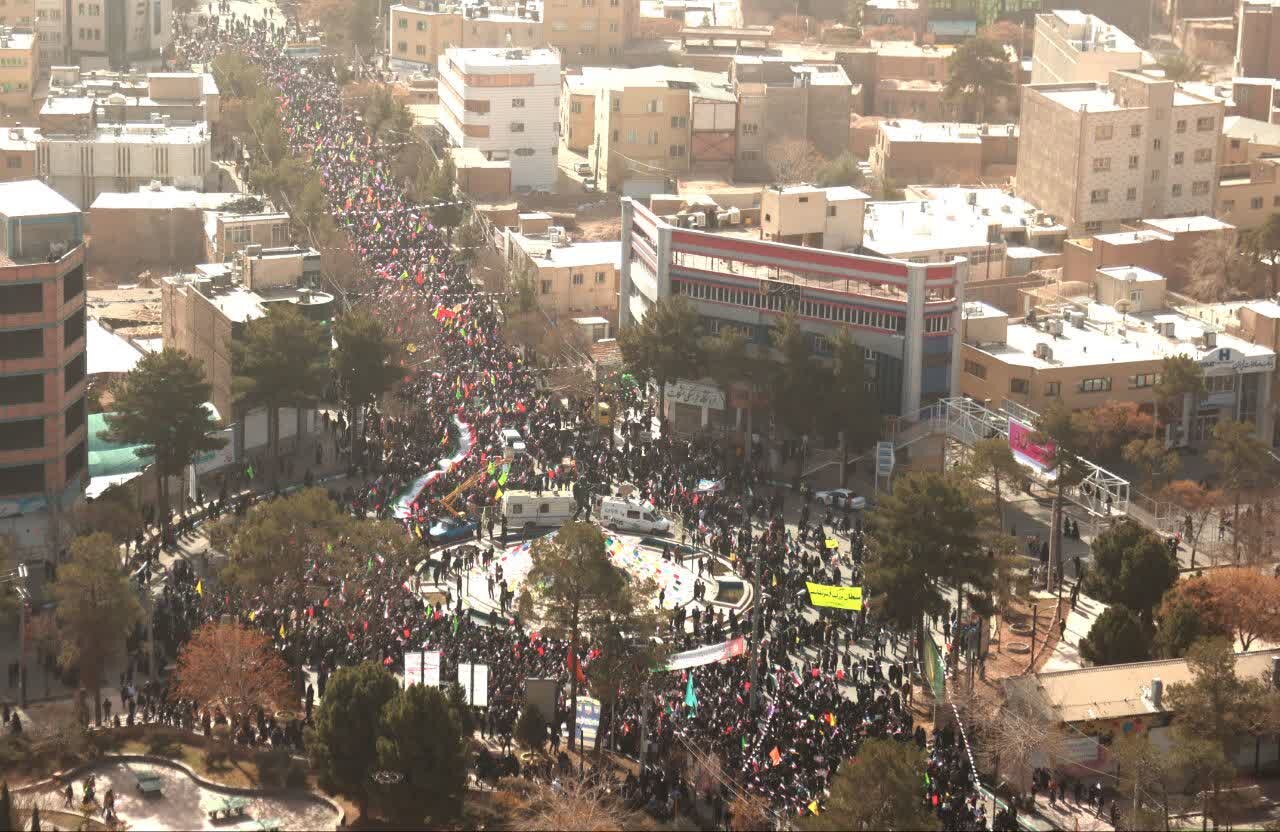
[1016,71,1225,234]
[863,187,1067,283]
[1237,1,1280,80]
[388,2,545,72]
[0,180,88,551]
[619,197,968,421]
[502,225,620,322]
[760,184,867,250]
[0,0,36,28]
[563,64,735,191]
[1059,216,1235,292]
[161,246,330,422]
[543,0,637,64]
[42,67,221,127]
[86,186,253,273]
[840,41,952,117]
[1184,296,1280,445]
[52,0,173,70]
[960,267,1276,447]
[869,120,1018,186]
[438,46,560,191]
[1030,11,1145,85]
[0,29,36,116]
[732,56,852,181]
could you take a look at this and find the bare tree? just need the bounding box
[1185,232,1261,301]
[767,139,823,185]
[511,779,653,831]
[951,683,1070,793]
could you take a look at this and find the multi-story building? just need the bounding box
[42,67,220,127]
[1030,11,1145,85]
[161,245,331,425]
[869,120,1018,186]
[0,29,36,116]
[1060,215,1235,292]
[1184,295,1280,445]
[0,180,87,551]
[438,46,560,192]
[1017,70,1225,234]
[388,2,545,72]
[87,185,250,273]
[0,0,35,28]
[619,197,968,425]
[1237,0,1280,80]
[44,0,173,70]
[961,267,1276,447]
[502,224,620,322]
[863,187,1067,284]
[732,56,852,180]
[543,0,636,64]
[563,64,736,191]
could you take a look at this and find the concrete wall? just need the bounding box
[88,205,207,274]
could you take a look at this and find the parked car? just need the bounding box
[430,516,478,542]
[575,162,593,176]
[814,488,866,510]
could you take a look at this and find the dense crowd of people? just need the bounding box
[153,8,993,827]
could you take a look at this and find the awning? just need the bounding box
[85,471,142,500]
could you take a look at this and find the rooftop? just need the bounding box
[443,46,560,70]
[566,65,736,101]
[866,40,955,59]
[1008,648,1280,723]
[1141,215,1235,234]
[90,187,248,211]
[0,180,80,218]
[1036,79,1218,112]
[864,188,1065,257]
[969,290,1274,372]
[0,30,35,51]
[511,232,622,269]
[390,0,543,19]
[879,119,1017,143]
[86,318,144,376]
[1223,115,1280,147]
[1042,9,1141,54]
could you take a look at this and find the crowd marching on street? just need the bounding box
[114,8,1004,828]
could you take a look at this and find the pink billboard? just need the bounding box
[1008,418,1056,471]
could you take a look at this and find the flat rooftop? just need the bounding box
[880,120,989,144]
[866,39,954,59]
[443,46,560,70]
[973,303,1274,372]
[511,233,622,269]
[566,65,735,101]
[90,189,246,211]
[0,180,80,218]
[865,188,1065,256]
[1043,9,1141,54]
[1141,215,1235,234]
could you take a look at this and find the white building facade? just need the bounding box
[37,122,211,208]
[437,46,560,192]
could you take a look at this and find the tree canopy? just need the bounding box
[170,621,293,721]
[800,739,939,831]
[617,296,705,418]
[1083,518,1179,622]
[944,37,1015,122]
[307,661,401,818]
[1079,605,1151,666]
[333,310,401,462]
[375,684,468,824]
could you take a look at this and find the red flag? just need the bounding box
[567,652,587,684]
[769,746,783,766]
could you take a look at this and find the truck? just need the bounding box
[595,496,671,534]
[500,490,577,529]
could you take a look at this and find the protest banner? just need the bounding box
[805,583,863,611]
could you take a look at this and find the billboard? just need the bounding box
[1008,418,1055,471]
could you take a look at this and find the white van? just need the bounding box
[595,496,671,534]
[500,428,526,458]
[501,490,576,528]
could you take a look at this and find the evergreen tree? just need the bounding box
[375,685,467,824]
[306,662,400,820]
[800,738,938,831]
[944,37,1015,122]
[1079,606,1151,666]
[1084,519,1179,623]
[617,296,705,420]
[101,348,224,541]
[332,310,401,465]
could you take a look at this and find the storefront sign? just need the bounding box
[1199,348,1276,373]
[1008,418,1055,471]
[665,380,725,410]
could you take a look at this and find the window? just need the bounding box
[595,271,606,284]
[1090,188,1109,204]
[65,440,86,483]
[646,99,662,113]
[670,115,687,129]
[580,19,595,29]
[1206,374,1237,393]
[416,20,425,29]
[0,418,43,451]
[511,98,525,108]
[963,360,987,379]
[570,100,582,114]
[827,205,837,217]
[741,150,760,161]
[1195,148,1212,163]
[6,156,19,169]
[1224,199,1235,212]
[1172,183,1182,197]
[513,147,536,156]
[63,309,84,348]
[1151,169,1161,182]
[397,40,407,52]
[1252,197,1265,210]
[1193,180,1210,196]
[609,22,619,31]
[551,20,568,30]
[271,224,289,245]
[0,283,42,314]
[1130,125,1142,137]
[1197,117,1215,131]
[396,17,406,27]
[572,273,583,285]
[1010,378,1030,395]
[1274,196,1280,208]
[509,122,525,132]
[1153,138,1162,151]
[415,44,425,56]
[540,280,552,295]
[1127,187,1138,201]
[1092,157,1111,172]
[1094,124,1113,141]
[1173,151,1184,165]
[0,463,43,496]
[1045,381,1061,396]
[1079,377,1112,393]
[1129,154,1139,169]
[63,351,85,391]
[611,98,620,112]
[742,123,758,135]
[0,327,41,359]
[1084,221,1103,233]
[62,265,84,302]
[1131,373,1161,389]
[64,396,84,437]
[669,144,686,157]
[1176,119,1187,134]
[0,374,41,405]
[647,130,659,145]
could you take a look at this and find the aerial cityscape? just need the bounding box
[2,0,1280,829]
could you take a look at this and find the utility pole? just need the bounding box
[748,538,765,710]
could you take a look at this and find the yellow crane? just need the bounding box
[440,468,486,518]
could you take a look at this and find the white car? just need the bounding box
[500,428,526,455]
[815,488,866,510]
